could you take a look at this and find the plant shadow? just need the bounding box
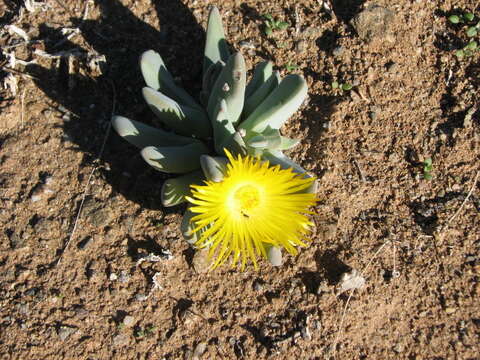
[27,0,206,211]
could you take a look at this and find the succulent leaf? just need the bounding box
[201,60,225,104]
[111,115,197,148]
[212,99,235,153]
[200,155,228,182]
[203,6,230,74]
[239,74,308,134]
[140,50,202,110]
[207,52,246,125]
[161,170,204,207]
[220,131,247,156]
[245,61,273,97]
[243,71,280,118]
[141,142,209,174]
[142,87,211,139]
[263,150,317,194]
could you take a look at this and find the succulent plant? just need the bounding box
[112,6,316,249]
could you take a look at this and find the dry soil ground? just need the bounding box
[1,0,479,359]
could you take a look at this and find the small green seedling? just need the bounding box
[423,158,433,180]
[447,11,479,58]
[285,61,299,71]
[134,325,157,338]
[332,81,353,92]
[263,14,289,36]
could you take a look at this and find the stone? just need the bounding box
[351,5,395,43]
[192,250,211,273]
[267,246,282,266]
[113,333,130,347]
[57,326,77,341]
[123,315,135,327]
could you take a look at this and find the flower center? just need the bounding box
[233,184,260,218]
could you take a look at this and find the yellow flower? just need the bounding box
[185,150,317,270]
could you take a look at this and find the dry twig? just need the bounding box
[56,81,116,266]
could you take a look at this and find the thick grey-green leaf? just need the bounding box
[142,87,211,139]
[212,99,235,153]
[203,6,230,73]
[263,150,317,193]
[201,60,225,105]
[181,209,199,245]
[111,115,196,148]
[243,71,280,118]
[140,50,201,109]
[141,142,209,174]
[220,131,247,156]
[161,170,204,207]
[239,74,308,134]
[200,155,227,182]
[245,61,273,97]
[207,52,246,125]
[203,6,230,74]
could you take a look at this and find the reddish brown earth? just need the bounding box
[1,0,479,359]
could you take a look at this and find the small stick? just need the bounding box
[56,81,116,266]
[329,240,391,357]
[20,90,26,129]
[353,159,366,182]
[444,170,479,228]
[294,4,302,36]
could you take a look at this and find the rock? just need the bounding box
[252,279,264,291]
[113,333,130,347]
[57,326,77,341]
[123,315,135,327]
[192,342,207,360]
[268,247,282,266]
[135,293,148,302]
[332,46,345,57]
[77,236,92,250]
[351,5,394,43]
[192,250,211,273]
[295,40,307,53]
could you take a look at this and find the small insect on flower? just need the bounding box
[186,150,317,270]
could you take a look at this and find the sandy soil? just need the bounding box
[1,0,479,359]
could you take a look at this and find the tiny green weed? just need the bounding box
[331,81,353,93]
[285,61,299,71]
[447,10,479,58]
[423,158,433,180]
[262,14,289,37]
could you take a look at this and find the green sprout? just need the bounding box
[263,14,289,37]
[331,81,353,92]
[447,10,479,58]
[423,158,433,180]
[134,325,156,338]
[284,61,299,71]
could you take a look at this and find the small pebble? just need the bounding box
[57,326,76,341]
[192,342,207,360]
[295,40,307,53]
[135,293,148,302]
[109,273,118,281]
[445,307,456,314]
[192,250,211,273]
[332,46,344,57]
[267,246,282,266]
[123,315,135,327]
[113,333,129,347]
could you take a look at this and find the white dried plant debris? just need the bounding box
[87,54,107,75]
[60,27,81,40]
[135,251,173,266]
[4,74,18,96]
[34,48,83,59]
[337,269,366,294]
[24,0,49,12]
[6,25,30,42]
